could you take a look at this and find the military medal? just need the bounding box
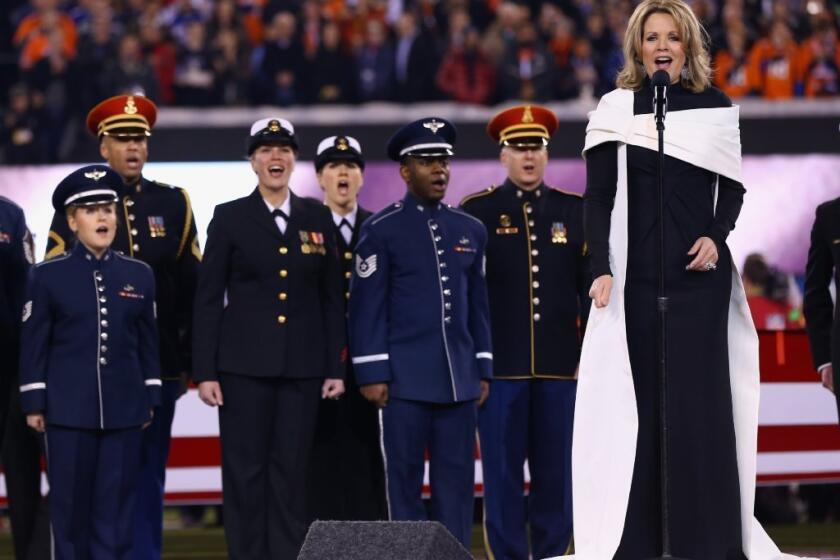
[496,214,519,235]
[148,216,166,238]
[551,222,567,244]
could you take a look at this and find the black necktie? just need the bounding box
[272,208,289,221]
[339,218,353,244]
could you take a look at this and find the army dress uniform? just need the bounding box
[308,135,386,522]
[192,118,345,560]
[0,197,49,560]
[348,119,492,548]
[19,166,162,560]
[460,105,590,559]
[44,95,200,559]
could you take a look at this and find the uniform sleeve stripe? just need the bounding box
[352,354,390,364]
[145,379,163,386]
[476,352,493,360]
[20,382,46,392]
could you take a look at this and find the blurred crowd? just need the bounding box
[1,0,839,163]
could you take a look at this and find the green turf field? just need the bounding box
[1,523,838,558]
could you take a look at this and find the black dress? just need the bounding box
[584,81,748,560]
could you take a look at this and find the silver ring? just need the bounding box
[704,262,717,271]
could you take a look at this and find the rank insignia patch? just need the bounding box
[356,254,377,278]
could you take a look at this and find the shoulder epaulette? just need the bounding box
[548,186,583,198]
[459,185,497,206]
[371,201,405,226]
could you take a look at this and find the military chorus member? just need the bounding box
[43,95,200,559]
[460,105,590,559]
[308,135,387,521]
[348,118,493,548]
[0,197,48,560]
[804,196,840,422]
[193,118,346,559]
[19,165,162,560]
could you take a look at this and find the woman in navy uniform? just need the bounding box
[308,135,386,521]
[193,118,345,559]
[19,165,162,560]
[348,118,493,548]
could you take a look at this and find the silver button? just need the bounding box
[434,236,442,242]
[431,224,438,230]
[443,289,451,296]
[437,250,444,255]
[531,249,539,256]
[131,228,138,236]
[516,190,523,198]
[444,316,452,324]
[536,189,542,197]
[532,265,539,273]
[101,332,108,341]
[98,285,105,292]
[534,313,541,322]
[530,235,537,241]
[533,297,540,305]
[99,296,107,303]
[100,357,107,365]
[440,262,447,268]
[94,272,103,281]
[441,276,449,282]
[101,345,108,353]
[444,302,452,310]
[533,281,540,289]
[101,308,108,315]
[101,320,109,328]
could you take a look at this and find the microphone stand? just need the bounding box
[650,74,689,560]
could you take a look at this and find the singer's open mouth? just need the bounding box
[655,56,673,70]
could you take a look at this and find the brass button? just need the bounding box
[534,313,541,322]
[532,265,539,273]
[277,315,287,324]
[533,297,540,305]
[131,228,138,236]
[531,249,538,256]
[132,244,140,252]
[530,235,537,241]
[279,247,288,254]
[278,292,287,301]
[279,270,288,278]
[344,252,352,260]
[126,199,134,207]
[533,281,540,289]
[344,271,352,279]
[345,292,350,299]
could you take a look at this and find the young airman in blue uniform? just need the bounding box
[460,105,590,559]
[19,165,162,560]
[348,117,493,547]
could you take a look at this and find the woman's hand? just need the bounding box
[686,237,719,272]
[589,274,613,308]
[26,413,45,433]
[322,378,345,400]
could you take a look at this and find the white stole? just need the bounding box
[552,89,809,560]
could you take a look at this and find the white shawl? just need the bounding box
[552,89,806,560]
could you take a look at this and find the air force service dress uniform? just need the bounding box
[19,166,162,560]
[43,95,200,559]
[308,136,386,522]
[348,119,492,547]
[193,119,346,559]
[460,106,590,559]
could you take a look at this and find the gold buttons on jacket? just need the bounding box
[131,229,138,236]
[279,269,288,278]
[278,292,287,301]
[344,271,352,279]
[132,244,140,252]
[277,315,287,324]
[279,247,288,254]
[344,252,352,260]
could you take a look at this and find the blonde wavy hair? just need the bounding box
[615,0,712,92]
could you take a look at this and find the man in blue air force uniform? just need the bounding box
[348,117,493,548]
[460,105,590,559]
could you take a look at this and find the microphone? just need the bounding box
[652,69,669,130]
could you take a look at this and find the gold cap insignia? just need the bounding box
[423,119,445,134]
[85,170,107,181]
[336,137,349,151]
[268,120,281,132]
[522,106,534,123]
[124,96,138,115]
[500,214,512,227]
